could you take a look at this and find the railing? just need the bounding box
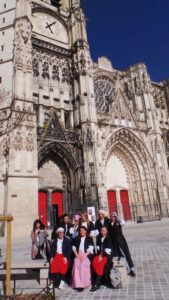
[74,202,169,222]
[0,215,13,298]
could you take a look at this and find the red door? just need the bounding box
[107,190,117,216]
[120,190,131,221]
[38,191,47,227]
[52,192,63,217]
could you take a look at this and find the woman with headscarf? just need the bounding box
[108,212,135,276]
[71,226,94,291]
[31,219,49,260]
[50,227,72,289]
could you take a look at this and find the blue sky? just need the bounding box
[83,0,169,82]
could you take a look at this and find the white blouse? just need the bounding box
[79,236,85,252]
[100,218,104,225]
[57,238,63,254]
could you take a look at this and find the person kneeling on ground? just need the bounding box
[91,226,114,292]
[50,227,72,290]
[71,226,94,292]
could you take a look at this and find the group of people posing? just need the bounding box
[31,210,135,292]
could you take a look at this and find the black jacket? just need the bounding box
[95,217,110,234]
[108,221,123,240]
[72,236,94,261]
[50,237,72,267]
[108,221,134,269]
[61,222,73,239]
[96,235,113,260]
[80,221,94,234]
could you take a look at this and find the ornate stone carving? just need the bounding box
[124,71,151,98]
[78,50,87,76]
[32,48,72,83]
[42,61,50,79]
[125,78,134,99]
[1,136,10,157]
[61,59,71,83]
[90,163,95,186]
[133,74,142,95]
[141,71,151,93]
[32,37,71,57]
[52,64,60,81]
[14,19,32,73]
[25,129,34,151]
[153,86,166,109]
[68,5,86,27]
[12,128,23,151]
[33,58,39,77]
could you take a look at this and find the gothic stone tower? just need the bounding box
[1,0,169,236]
[0,0,99,235]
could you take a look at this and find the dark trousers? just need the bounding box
[93,260,112,287]
[51,273,65,287]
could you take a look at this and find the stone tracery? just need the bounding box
[94,77,115,113]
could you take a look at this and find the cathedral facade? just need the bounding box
[0,0,169,235]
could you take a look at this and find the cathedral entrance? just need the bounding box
[38,159,67,229]
[38,139,79,229]
[105,128,158,221]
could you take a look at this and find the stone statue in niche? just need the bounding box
[125,79,134,99]
[133,74,141,95]
[79,50,86,75]
[42,61,50,79]
[33,58,39,77]
[52,65,60,81]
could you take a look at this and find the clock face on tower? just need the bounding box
[32,12,68,45]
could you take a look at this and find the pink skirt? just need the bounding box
[71,251,91,288]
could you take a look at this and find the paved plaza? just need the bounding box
[0,219,169,299]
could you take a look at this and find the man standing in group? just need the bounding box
[61,214,73,239]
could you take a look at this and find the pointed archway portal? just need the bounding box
[105,128,157,220]
[37,108,81,228]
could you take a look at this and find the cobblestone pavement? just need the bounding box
[1,219,169,299]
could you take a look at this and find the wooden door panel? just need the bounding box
[52,192,63,217]
[120,190,131,221]
[107,190,117,216]
[38,192,47,227]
